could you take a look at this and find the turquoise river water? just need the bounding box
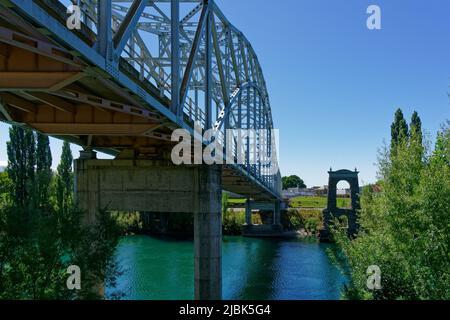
[106,235,346,300]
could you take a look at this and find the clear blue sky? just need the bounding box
[1,0,449,187]
[217,0,450,186]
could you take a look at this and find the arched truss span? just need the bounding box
[2,0,282,197]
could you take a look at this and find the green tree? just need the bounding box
[0,172,11,207]
[222,193,229,216]
[6,126,35,206]
[56,141,73,213]
[221,193,246,235]
[330,118,450,300]
[390,108,409,148]
[36,133,53,209]
[282,175,306,190]
[410,111,423,145]
[434,121,450,165]
[1,133,122,300]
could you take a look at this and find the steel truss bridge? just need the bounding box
[0,0,282,200]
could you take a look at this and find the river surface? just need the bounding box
[106,235,346,300]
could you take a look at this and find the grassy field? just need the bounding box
[284,208,323,233]
[289,196,351,209]
[228,196,351,209]
[227,198,246,204]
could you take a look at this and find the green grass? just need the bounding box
[289,196,351,209]
[227,198,246,204]
[284,208,323,233]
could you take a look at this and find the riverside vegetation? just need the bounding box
[330,111,450,300]
[0,128,122,299]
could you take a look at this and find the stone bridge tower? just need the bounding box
[320,169,360,241]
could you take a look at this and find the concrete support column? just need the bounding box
[194,165,222,300]
[245,199,252,225]
[74,153,99,224]
[273,201,281,225]
[74,160,223,300]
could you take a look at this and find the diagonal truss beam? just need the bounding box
[179,3,208,109]
[113,0,146,57]
[211,14,229,108]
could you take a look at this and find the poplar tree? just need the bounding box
[36,133,52,209]
[6,126,36,206]
[409,111,424,162]
[391,108,409,147]
[410,111,423,145]
[56,141,73,213]
[390,109,409,160]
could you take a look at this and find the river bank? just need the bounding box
[112,208,324,238]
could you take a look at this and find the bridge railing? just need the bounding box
[59,0,282,197]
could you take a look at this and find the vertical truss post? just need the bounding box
[263,110,267,183]
[257,96,261,179]
[253,90,257,175]
[195,89,199,122]
[238,38,249,81]
[97,0,112,59]
[238,92,242,129]
[237,92,242,166]
[205,1,213,130]
[246,88,250,172]
[171,0,181,118]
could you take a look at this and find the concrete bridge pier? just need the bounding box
[273,200,281,227]
[74,157,222,300]
[193,165,222,300]
[244,198,252,226]
[242,200,283,237]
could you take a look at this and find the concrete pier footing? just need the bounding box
[241,200,283,237]
[74,159,222,300]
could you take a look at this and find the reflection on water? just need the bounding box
[106,235,345,300]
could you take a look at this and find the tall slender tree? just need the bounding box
[56,141,73,213]
[391,108,409,147]
[410,111,423,145]
[7,126,36,206]
[36,133,52,209]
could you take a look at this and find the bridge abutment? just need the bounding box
[74,158,222,300]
